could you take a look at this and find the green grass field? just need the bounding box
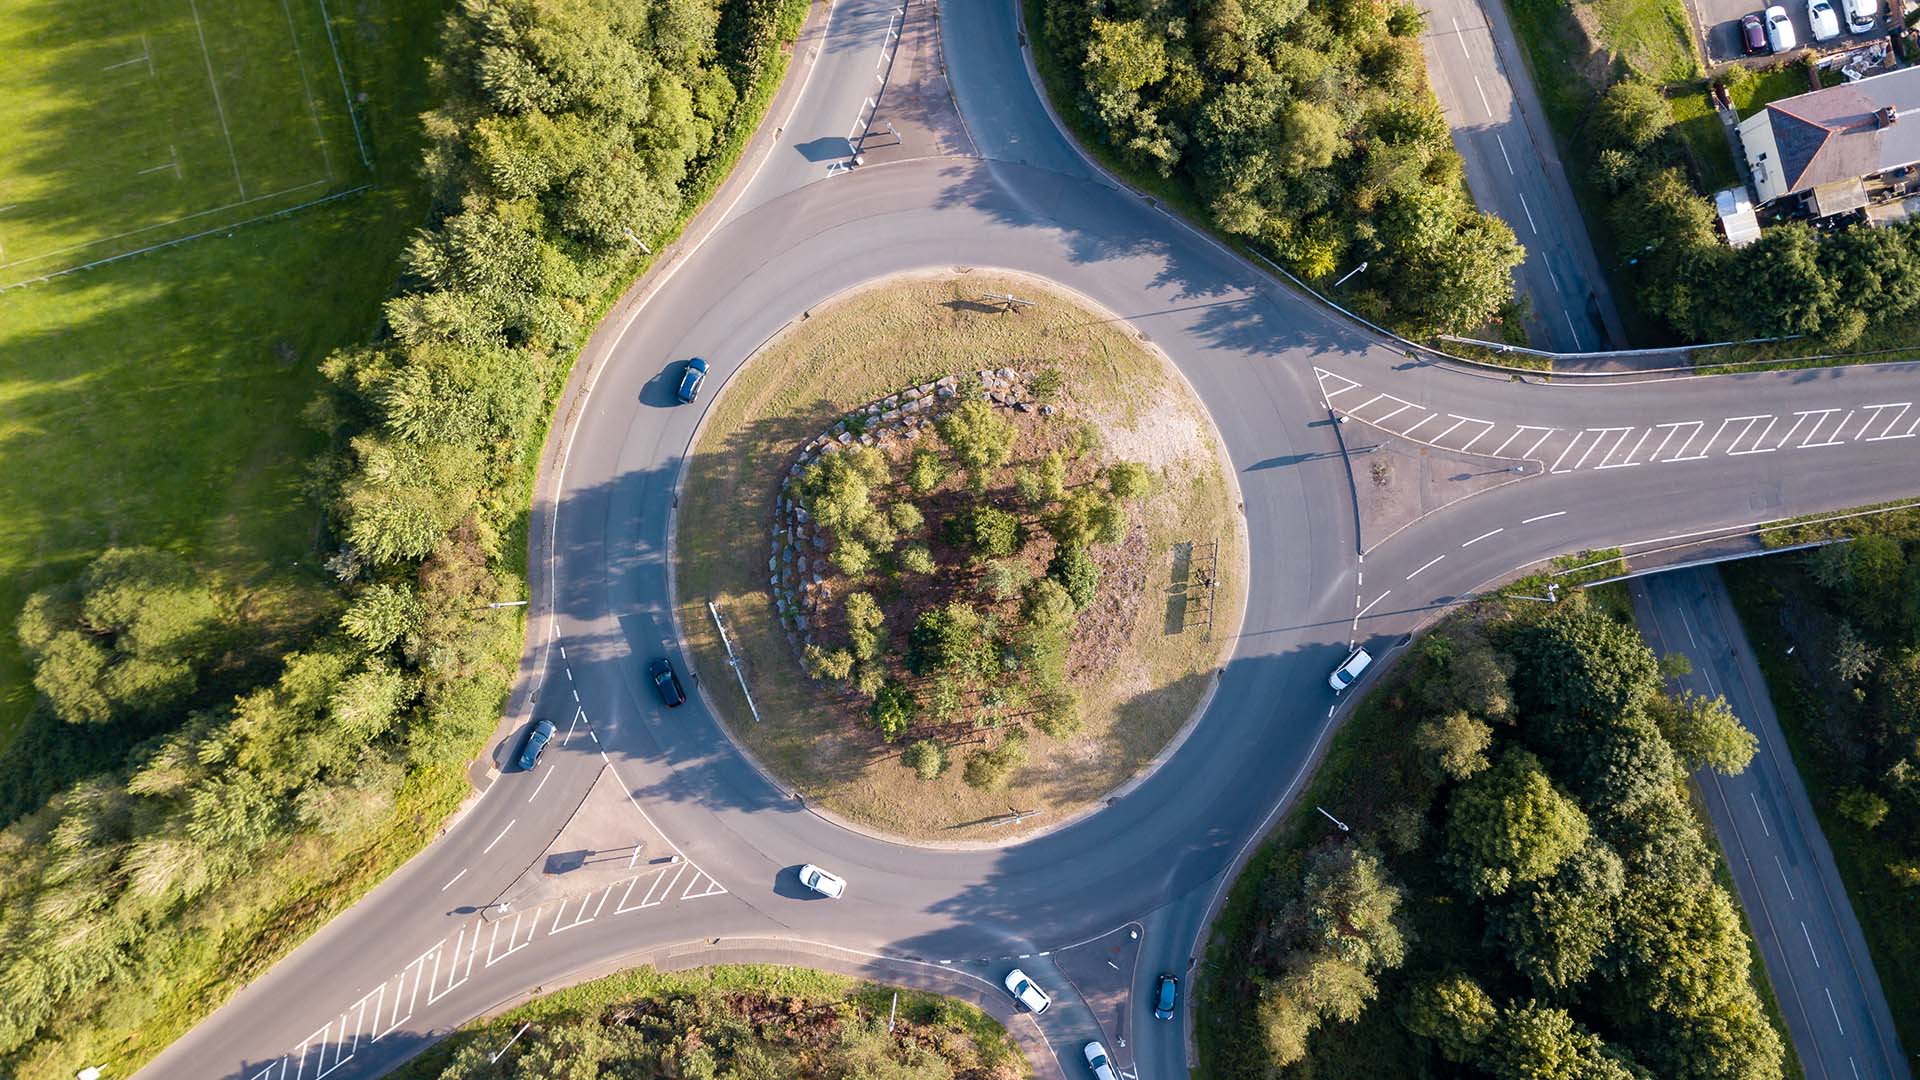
[0,0,419,764]
[0,0,368,286]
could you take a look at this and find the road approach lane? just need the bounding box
[137,4,1920,1079]
[1633,570,1912,1080]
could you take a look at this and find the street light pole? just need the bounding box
[623,228,651,254]
[1316,805,1352,832]
[1331,260,1370,288]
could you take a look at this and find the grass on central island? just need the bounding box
[673,271,1245,841]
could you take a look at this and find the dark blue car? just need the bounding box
[517,719,556,770]
[676,357,709,403]
[1152,973,1179,1020]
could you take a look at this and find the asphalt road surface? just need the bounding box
[1419,0,1628,351]
[133,3,1920,1079]
[1633,568,1913,1080]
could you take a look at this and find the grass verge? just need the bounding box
[4,3,816,1075]
[390,964,1029,1079]
[674,271,1245,840]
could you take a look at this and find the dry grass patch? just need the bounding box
[674,271,1244,840]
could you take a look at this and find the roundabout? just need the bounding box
[137,2,1920,1079]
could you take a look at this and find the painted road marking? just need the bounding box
[1523,510,1566,524]
[527,770,552,803]
[1806,410,1854,448]
[1776,855,1796,900]
[1751,791,1771,837]
[1400,411,1443,438]
[441,868,467,891]
[483,821,513,854]
[1517,190,1537,235]
[1495,132,1513,174]
[1463,528,1504,547]
[1861,401,1912,440]
[1473,75,1493,117]
[1407,554,1446,580]
[1356,590,1391,621]
[1801,921,1821,968]
[1827,987,1846,1035]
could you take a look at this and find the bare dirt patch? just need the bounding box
[673,271,1246,841]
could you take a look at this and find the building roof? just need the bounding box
[1748,66,1920,200]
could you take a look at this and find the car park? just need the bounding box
[1841,0,1874,32]
[676,357,708,403]
[1328,646,1372,691]
[650,657,686,707]
[1152,972,1179,1020]
[798,863,847,898]
[1766,4,1797,49]
[1004,968,1052,1013]
[1740,11,1768,52]
[1808,0,1841,40]
[1083,1042,1119,1080]
[517,718,555,770]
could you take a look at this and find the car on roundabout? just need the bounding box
[1083,1041,1119,1080]
[1004,968,1052,1013]
[1328,646,1372,692]
[649,657,686,707]
[798,863,847,898]
[1152,972,1180,1019]
[517,718,555,771]
[675,357,709,403]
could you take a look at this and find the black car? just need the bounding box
[517,718,556,770]
[1151,973,1179,1020]
[1739,11,1767,54]
[650,657,686,707]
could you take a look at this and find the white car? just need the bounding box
[798,864,846,898]
[1842,0,1874,32]
[1808,0,1841,40]
[1084,1041,1119,1080]
[1004,968,1052,1013]
[1766,4,1797,49]
[1328,647,1372,692]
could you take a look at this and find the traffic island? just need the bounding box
[673,270,1246,842]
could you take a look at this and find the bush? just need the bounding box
[888,502,924,534]
[899,545,936,574]
[830,540,873,577]
[1033,686,1081,738]
[902,739,947,780]
[871,682,916,741]
[1048,546,1100,610]
[906,448,948,493]
[963,732,1028,790]
[981,560,1029,601]
[948,505,1021,558]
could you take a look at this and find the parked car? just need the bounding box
[1003,968,1052,1013]
[1842,0,1874,32]
[1765,4,1797,49]
[798,863,847,898]
[676,357,709,403]
[1328,647,1372,692]
[1740,11,1769,52]
[517,718,556,770]
[1083,1042,1119,1080]
[649,657,686,707]
[1808,0,1841,40]
[1151,972,1180,1020]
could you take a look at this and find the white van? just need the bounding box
[1328,647,1372,691]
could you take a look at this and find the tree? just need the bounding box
[981,560,1029,601]
[1415,710,1493,780]
[956,505,1022,558]
[1406,973,1497,1064]
[1485,1002,1642,1080]
[1592,81,1671,152]
[17,548,223,726]
[871,682,916,741]
[888,501,924,534]
[936,400,1016,491]
[1048,546,1100,610]
[899,544,936,574]
[1021,578,1076,630]
[906,447,948,493]
[1832,620,1880,683]
[1033,686,1081,737]
[1506,601,1661,719]
[1446,748,1591,896]
[831,540,873,577]
[963,731,1027,789]
[1650,690,1757,775]
[1836,786,1889,828]
[907,602,992,678]
[1487,838,1625,993]
[845,592,884,660]
[798,446,889,533]
[1415,628,1517,721]
[902,739,946,779]
[1103,461,1151,500]
[1015,451,1069,508]
[1556,712,1682,821]
[342,583,422,652]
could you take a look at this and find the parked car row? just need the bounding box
[1743,0,1873,54]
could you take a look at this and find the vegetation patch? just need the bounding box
[676,272,1244,839]
[1028,0,1524,336]
[1197,592,1788,1080]
[391,963,1029,1079]
[0,0,812,1074]
[1721,534,1920,1055]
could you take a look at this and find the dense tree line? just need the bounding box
[412,982,1026,1080]
[0,0,806,1058]
[1211,595,1781,1079]
[1038,0,1524,335]
[1594,77,1920,347]
[796,396,1149,788]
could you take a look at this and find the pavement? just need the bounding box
[127,2,1920,1080]
[1632,568,1913,1080]
[1419,0,1628,353]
